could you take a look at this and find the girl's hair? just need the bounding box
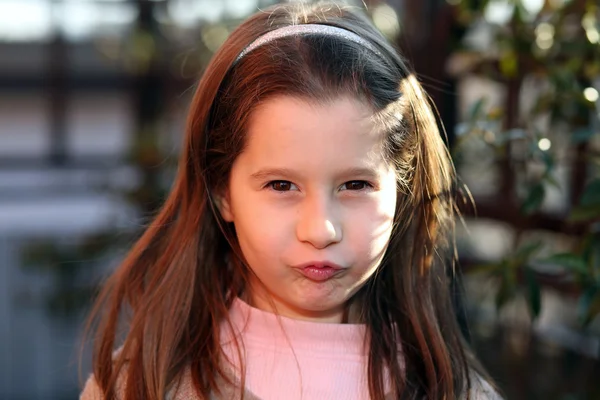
[84,1,484,399]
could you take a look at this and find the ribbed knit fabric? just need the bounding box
[219,298,375,400]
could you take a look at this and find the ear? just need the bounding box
[214,190,234,222]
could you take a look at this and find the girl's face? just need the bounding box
[219,95,397,323]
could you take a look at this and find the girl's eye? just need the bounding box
[341,181,372,191]
[267,180,297,191]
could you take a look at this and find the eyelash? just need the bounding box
[265,180,374,192]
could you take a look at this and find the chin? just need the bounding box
[294,297,347,313]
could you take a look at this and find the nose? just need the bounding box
[295,194,342,249]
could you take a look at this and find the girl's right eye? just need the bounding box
[267,180,297,191]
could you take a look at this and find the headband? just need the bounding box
[235,24,385,63]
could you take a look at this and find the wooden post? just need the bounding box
[47,3,68,166]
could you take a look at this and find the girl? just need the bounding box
[81,1,501,399]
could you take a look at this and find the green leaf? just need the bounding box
[541,253,588,274]
[514,241,544,265]
[494,259,518,313]
[532,93,554,115]
[500,50,519,78]
[569,205,600,222]
[579,179,600,207]
[495,277,513,311]
[543,173,561,190]
[521,183,545,215]
[468,98,486,121]
[524,267,542,319]
[578,286,600,326]
[571,128,596,144]
[564,57,583,73]
[540,150,554,171]
[467,263,502,275]
[588,234,600,283]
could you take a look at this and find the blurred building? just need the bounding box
[0,1,283,398]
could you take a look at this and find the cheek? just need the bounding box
[350,192,397,260]
[230,195,293,253]
[355,208,394,254]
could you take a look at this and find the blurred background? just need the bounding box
[0,0,599,398]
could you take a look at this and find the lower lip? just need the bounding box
[297,266,342,282]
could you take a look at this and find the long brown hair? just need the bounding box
[84,2,482,399]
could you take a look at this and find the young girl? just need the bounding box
[81,1,501,399]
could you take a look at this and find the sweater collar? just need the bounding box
[221,298,368,356]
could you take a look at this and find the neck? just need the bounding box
[242,284,365,324]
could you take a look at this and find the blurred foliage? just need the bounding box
[20,232,119,319]
[19,129,174,320]
[17,0,600,339]
[19,2,176,319]
[451,0,600,328]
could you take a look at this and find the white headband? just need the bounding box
[235,24,385,63]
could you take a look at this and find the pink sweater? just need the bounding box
[219,298,375,399]
[80,299,501,399]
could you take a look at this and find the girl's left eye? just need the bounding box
[341,181,372,191]
[266,180,298,191]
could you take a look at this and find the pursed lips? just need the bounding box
[291,261,345,282]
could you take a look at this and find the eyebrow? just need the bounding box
[249,166,381,182]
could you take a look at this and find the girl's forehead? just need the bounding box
[251,95,375,124]
[238,95,389,171]
[246,96,382,147]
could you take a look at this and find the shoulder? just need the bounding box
[467,372,503,400]
[79,368,130,400]
[80,374,106,400]
[79,358,204,400]
[79,348,128,400]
